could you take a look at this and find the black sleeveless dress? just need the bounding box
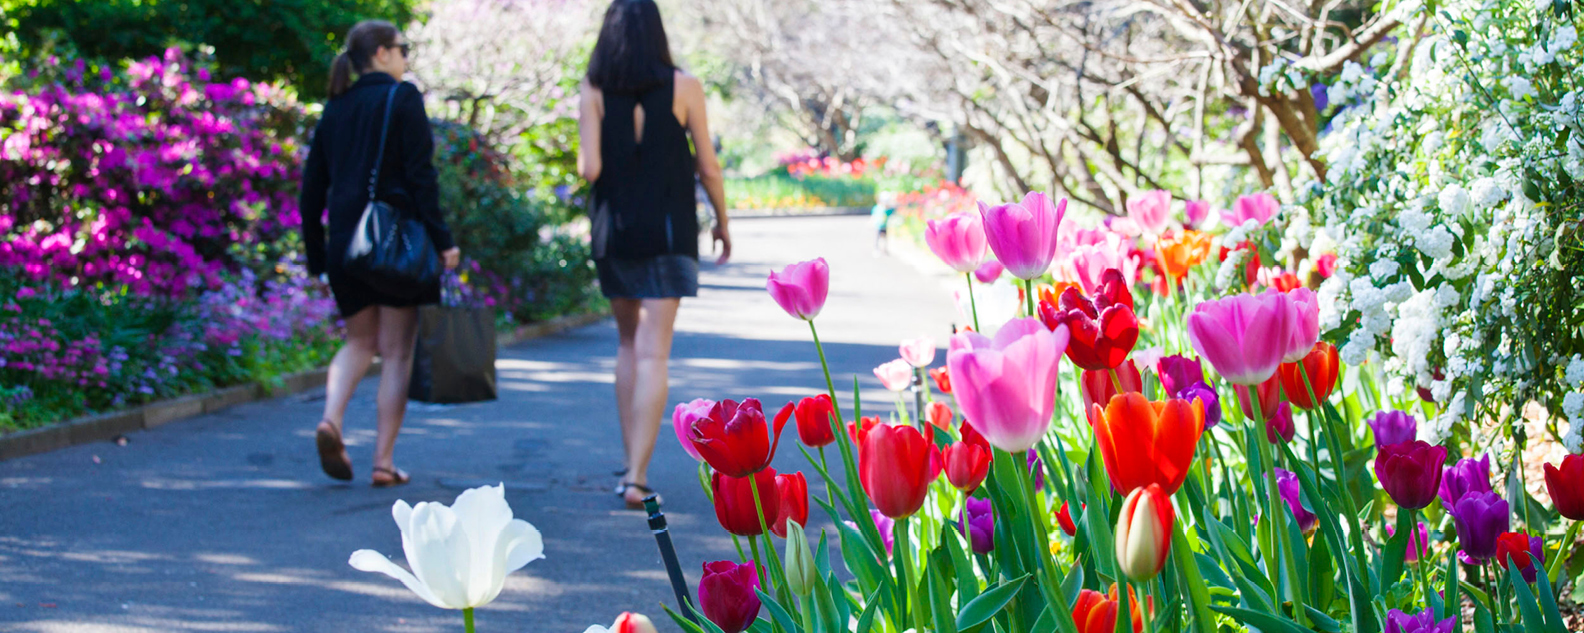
[590,75,700,298]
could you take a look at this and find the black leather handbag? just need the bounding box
[344,84,440,298]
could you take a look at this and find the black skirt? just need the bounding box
[596,255,698,299]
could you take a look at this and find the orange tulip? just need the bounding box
[1090,392,1204,495]
[1071,584,1149,633]
[1154,230,1212,282]
[1278,342,1339,410]
[1038,281,1080,306]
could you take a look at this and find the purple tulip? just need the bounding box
[1026,450,1045,491]
[1375,441,1448,510]
[1275,468,1316,534]
[1386,521,1431,562]
[957,496,996,554]
[1156,354,1205,397]
[699,560,761,633]
[1439,453,1492,508]
[1265,402,1295,444]
[1384,607,1455,633]
[1178,381,1221,428]
[1450,491,1509,564]
[847,509,895,557]
[1368,410,1418,447]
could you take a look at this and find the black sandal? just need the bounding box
[615,482,659,509]
[372,466,410,488]
[315,421,353,481]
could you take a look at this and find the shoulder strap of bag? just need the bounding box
[367,83,402,200]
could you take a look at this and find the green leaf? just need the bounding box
[1507,560,1550,633]
[1210,606,1315,633]
[1534,558,1568,633]
[754,590,800,633]
[745,618,772,633]
[661,603,708,633]
[1381,511,1412,589]
[1446,548,1460,633]
[1171,519,1221,633]
[927,555,960,633]
[944,521,982,604]
[1060,560,1084,607]
[955,574,1031,631]
[855,586,883,633]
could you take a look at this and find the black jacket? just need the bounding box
[299,72,453,277]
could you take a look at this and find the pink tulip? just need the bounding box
[1065,233,1138,295]
[673,398,716,461]
[973,260,1004,284]
[899,337,936,368]
[925,212,988,273]
[978,192,1066,280]
[1221,193,1278,228]
[1183,199,1213,230]
[874,359,914,392]
[767,258,829,320]
[946,317,1069,452]
[1126,190,1172,236]
[1284,287,1320,363]
[1185,291,1296,386]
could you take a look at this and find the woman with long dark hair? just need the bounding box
[300,20,460,487]
[580,0,730,507]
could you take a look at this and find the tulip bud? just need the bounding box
[1543,454,1584,520]
[783,520,818,596]
[1115,484,1174,582]
[586,612,659,633]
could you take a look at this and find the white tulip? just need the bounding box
[582,612,659,633]
[349,484,544,610]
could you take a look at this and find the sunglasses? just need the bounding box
[389,42,411,58]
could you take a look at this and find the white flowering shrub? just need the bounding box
[1299,0,1584,448]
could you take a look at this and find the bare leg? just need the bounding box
[612,298,642,477]
[623,298,680,505]
[321,307,380,432]
[371,306,419,475]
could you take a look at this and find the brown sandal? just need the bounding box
[372,466,411,488]
[616,482,659,509]
[315,421,353,481]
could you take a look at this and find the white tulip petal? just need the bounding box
[406,502,474,608]
[392,499,413,530]
[450,484,515,603]
[349,549,452,609]
[582,627,612,633]
[500,519,544,571]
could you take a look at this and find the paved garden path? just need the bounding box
[0,215,963,633]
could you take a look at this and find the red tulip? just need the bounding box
[930,367,952,393]
[712,469,780,537]
[1543,454,1584,520]
[771,471,809,538]
[793,394,836,448]
[1091,392,1205,495]
[943,422,992,493]
[1056,501,1080,537]
[1081,359,1142,412]
[926,401,955,431]
[1115,483,1174,582]
[848,415,880,444]
[1039,273,1139,370]
[1071,589,1119,633]
[859,422,943,518]
[1279,342,1339,410]
[688,398,792,477]
[1495,531,1544,583]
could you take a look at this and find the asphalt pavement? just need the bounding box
[0,215,963,633]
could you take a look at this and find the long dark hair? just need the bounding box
[328,20,399,98]
[586,0,676,94]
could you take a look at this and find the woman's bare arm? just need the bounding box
[577,80,603,183]
[679,74,730,263]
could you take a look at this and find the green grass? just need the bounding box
[727,172,877,209]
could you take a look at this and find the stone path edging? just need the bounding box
[0,309,611,462]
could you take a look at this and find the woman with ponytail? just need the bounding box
[299,20,460,487]
[580,0,731,508]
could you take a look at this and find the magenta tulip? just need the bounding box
[699,561,761,633]
[946,317,1069,452]
[1126,190,1172,235]
[1284,288,1320,363]
[1376,440,1448,510]
[1183,199,1213,229]
[978,191,1066,280]
[899,337,937,368]
[767,258,829,320]
[925,212,988,273]
[974,259,1004,284]
[1185,291,1296,385]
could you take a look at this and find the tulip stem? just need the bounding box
[894,516,926,633]
[1252,403,1306,625]
[731,534,748,564]
[1134,581,1154,633]
[747,478,787,597]
[817,446,837,509]
[965,272,981,331]
[1023,278,1035,318]
[1548,520,1580,586]
[1297,362,1371,578]
[1107,367,1125,394]
[463,607,474,633]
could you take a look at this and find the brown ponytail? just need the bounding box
[326,20,399,98]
